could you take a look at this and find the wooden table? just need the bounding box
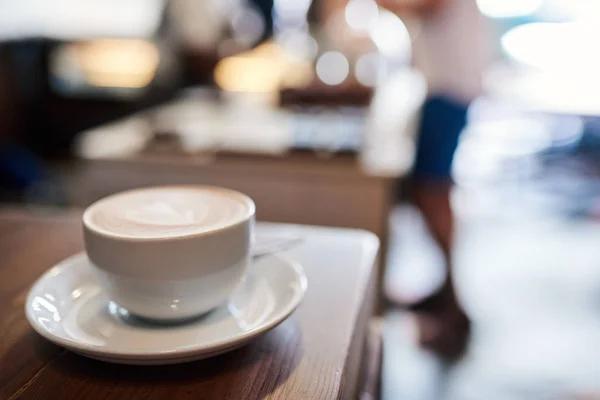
[0,209,381,399]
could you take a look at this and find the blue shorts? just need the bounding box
[413,96,468,180]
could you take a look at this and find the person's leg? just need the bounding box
[411,180,455,298]
[410,95,463,298]
[409,95,469,357]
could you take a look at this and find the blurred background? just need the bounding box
[2,0,600,398]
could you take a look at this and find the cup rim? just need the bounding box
[82,185,255,242]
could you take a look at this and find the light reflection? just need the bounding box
[108,301,130,318]
[33,296,58,313]
[0,0,164,40]
[544,0,600,22]
[231,4,265,47]
[483,64,600,116]
[463,118,552,157]
[63,297,106,347]
[72,39,160,88]
[76,117,151,159]
[274,0,312,16]
[215,56,282,93]
[215,42,313,93]
[273,0,312,30]
[502,22,600,74]
[345,0,379,32]
[33,296,61,324]
[355,52,382,87]
[37,317,52,331]
[71,288,83,299]
[277,29,319,60]
[500,21,600,115]
[228,280,275,331]
[369,10,411,61]
[316,51,349,86]
[476,0,543,18]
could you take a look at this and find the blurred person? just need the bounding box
[0,45,52,202]
[314,0,492,356]
[375,0,494,357]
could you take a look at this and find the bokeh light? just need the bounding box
[502,22,600,74]
[476,0,543,18]
[369,9,411,61]
[355,52,382,87]
[316,51,350,86]
[345,0,379,32]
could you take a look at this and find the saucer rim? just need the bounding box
[25,252,307,361]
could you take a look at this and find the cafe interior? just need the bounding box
[2,0,600,399]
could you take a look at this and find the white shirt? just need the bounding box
[411,0,495,102]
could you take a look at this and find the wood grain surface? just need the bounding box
[0,209,379,400]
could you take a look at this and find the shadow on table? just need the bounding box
[34,318,303,398]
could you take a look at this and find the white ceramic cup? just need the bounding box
[82,186,255,321]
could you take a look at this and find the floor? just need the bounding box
[381,131,600,398]
[382,202,600,399]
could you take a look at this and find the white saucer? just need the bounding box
[25,253,307,365]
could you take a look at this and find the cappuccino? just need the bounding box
[84,186,253,239]
[83,185,255,320]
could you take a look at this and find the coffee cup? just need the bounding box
[82,186,255,321]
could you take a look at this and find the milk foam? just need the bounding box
[85,187,252,238]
